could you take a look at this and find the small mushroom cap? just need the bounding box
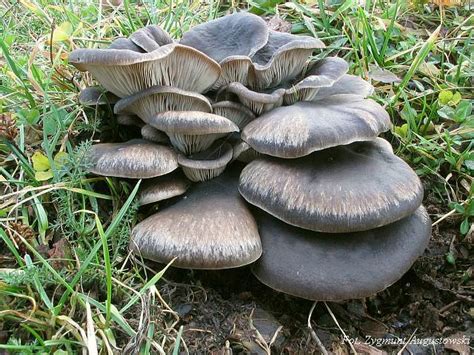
[114,85,212,123]
[140,125,169,143]
[249,30,325,90]
[180,12,269,63]
[313,74,374,101]
[242,96,391,158]
[130,167,262,269]
[138,172,190,205]
[129,25,174,52]
[239,138,424,233]
[78,87,119,106]
[212,101,256,129]
[178,142,233,182]
[68,43,221,97]
[88,139,178,178]
[252,206,431,301]
[116,114,145,127]
[149,111,239,135]
[109,37,144,52]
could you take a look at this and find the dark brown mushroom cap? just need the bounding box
[114,85,212,123]
[241,96,391,158]
[88,139,178,178]
[138,172,190,205]
[212,101,256,129]
[313,74,374,101]
[130,167,262,269]
[180,12,269,63]
[149,111,239,135]
[129,25,174,52]
[252,206,431,301]
[78,86,119,106]
[239,139,424,233]
[68,43,221,97]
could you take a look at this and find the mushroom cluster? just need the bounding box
[71,12,431,301]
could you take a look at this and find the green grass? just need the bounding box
[0,0,473,353]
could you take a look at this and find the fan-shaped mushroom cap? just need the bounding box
[129,25,174,52]
[231,139,262,163]
[109,37,144,52]
[138,172,190,205]
[313,74,374,101]
[219,57,348,114]
[212,101,256,129]
[116,114,145,127]
[239,139,424,233]
[180,12,269,63]
[79,86,119,106]
[249,30,325,90]
[149,111,239,154]
[140,125,169,143]
[114,86,212,123]
[252,206,431,301]
[242,96,391,158]
[88,139,178,178]
[178,142,233,182]
[69,43,221,97]
[130,168,262,269]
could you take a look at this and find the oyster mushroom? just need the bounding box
[114,85,212,123]
[88,139,178,178]
[130,168,262,269]
[212,101,256,129]
[242,96,391,158]
[78,86,119,106]
[252,207,431,301]
[138,172,190,205]
[178,142,233,182]
[239,139,424,233]
[69,43,221,97]
[140,125,169,144]
[148,111,239,154]
[129,25,174,52]
[116,114,145,127]
[218,57,348,114]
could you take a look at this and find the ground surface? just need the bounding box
[0,0,473,354]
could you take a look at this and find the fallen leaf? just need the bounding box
[369,67,401,84]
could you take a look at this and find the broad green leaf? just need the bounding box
[51,22,73,43]
[438,90,453,105]
[32,151,51,172]
[35,170,53,181]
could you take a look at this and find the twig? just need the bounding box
[324,302,358,354]
[307,302,329,355]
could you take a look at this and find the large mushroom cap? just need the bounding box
[88,139,178,179]
[130,167,262,269]
[239,138,424,233]
[180,12,269,63]
[114,85,212,123]
[252,206,431,301]
[242,96,391,158]
[68,43,221,97]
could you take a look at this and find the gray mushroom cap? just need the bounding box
[78,86,119,106]
[212,101,256,129]
[252,206,431,301]
[218,57,349,114]
[313,74,374,101]
[140,125,169,143]
[239,138,424,233]
[130,167,262,269]
[109,37,144,52]
[88,139,178,178]
[69,43,221,97]
[178,142,233,182]
[241,96,391,158]
[129,25,174,52]
[138,172,190,205]
[114,85,212,123]
[116,114,145,127]
[148,111,239,154]
[180,12,269,63]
